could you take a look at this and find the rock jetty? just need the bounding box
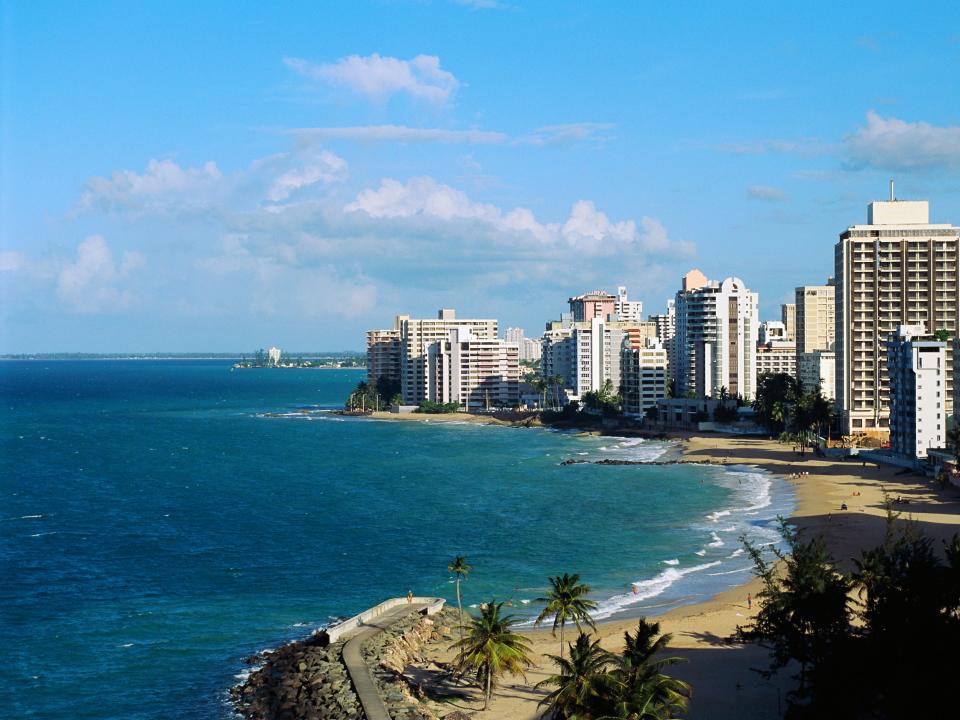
[560,457,714,466]
[232,607,461,720]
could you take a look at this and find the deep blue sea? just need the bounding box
[0,360,794,719]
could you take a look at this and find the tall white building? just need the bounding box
[799,350,837,401]
[615,286,644,322]
[649,299,677,380]
[887,325,947,458]
[267,346,282,366]
[675,270,760,400]
[621,337,669,417]
[835,196,959,436]
[429,327,520,410]
[541,326,577,392]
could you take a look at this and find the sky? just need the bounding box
[2,0,959,352]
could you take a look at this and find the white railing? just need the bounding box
[320,596,446,644]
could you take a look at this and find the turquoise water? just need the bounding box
[0,361,793,718]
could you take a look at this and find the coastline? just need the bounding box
[411,435,960,719]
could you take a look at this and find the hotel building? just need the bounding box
[621,337,669,418]
[429,327,520,410]
[887,325,947,458]
[835,196,959,436]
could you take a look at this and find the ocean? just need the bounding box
[0,360,794,719]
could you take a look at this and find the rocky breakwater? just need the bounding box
[231,635,364,720]
[560,457,714,466]
[362,607,460,720]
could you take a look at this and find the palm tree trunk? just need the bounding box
[560,621,565,660]
[484,666,492,710]
[455,577,464,650]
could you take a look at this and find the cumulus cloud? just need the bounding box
[76,147,350,215]
[747,184,786,201]
[518,123,615,147]
[344,176,694,258]
[0,250,27,272]
[843,110,960,171]
[284,53,459,104]
[56,236,144,313]
[77,159,223,214]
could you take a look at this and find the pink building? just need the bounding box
[568,291,616,322]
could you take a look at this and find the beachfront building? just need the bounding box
[835,193,960,437]
[620,337,669,417]
[955,337,960,429]
[569,290,616,322]
[429,327,520,411]
[366,322,403,388]
[795,281,836,356]
[615,286,644,322]
[756,320,797,378]
[781,303,796,342]
[572,318,659,398]
[799,350,837,401]
[887,325,948,458]
[366,310,498,405]
[505,327,542,362]
[649,299,677,380]
[267,347,282,366]
[674,270,760,400]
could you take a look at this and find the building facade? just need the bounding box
[887,325,948,458]
[781,303,796,342]
[835,198,959,436]
[366,322,402,388]
[505,327,543,362]
[795,282,835,356]
[620,338,669,417]
[568,291,616,322]
[615,286,644,322]
[675,272,760,400]
[799,350,837,401]
[429,327,520,410]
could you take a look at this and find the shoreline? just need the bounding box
[410,435,960,719]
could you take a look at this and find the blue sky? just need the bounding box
[2,0,959,352]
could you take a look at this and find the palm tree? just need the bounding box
[452,601,534,711]
[535,573,598,659]
[537,632,616,719]
[947,423,960,465]
[448,555,472,650]
[606,619,691,719]
[551,374,566,409]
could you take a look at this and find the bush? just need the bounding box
[416,400,461,414]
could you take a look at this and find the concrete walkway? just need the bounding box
[341,602,430,720]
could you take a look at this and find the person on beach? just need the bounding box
[747,593,752,610]
[407,590,413,603]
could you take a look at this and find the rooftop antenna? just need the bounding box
[889,178,895,201]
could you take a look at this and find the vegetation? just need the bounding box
[581,378,621,416]
[452,601,534,711]
[448,555,472,651]
[345,376,402,411]
[537,620,691,720]
[416,400,461,414]
[739,510,960,718]
[535,573,598,659]
[752,374,833,452]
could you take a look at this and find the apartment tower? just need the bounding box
[835,194,959,436]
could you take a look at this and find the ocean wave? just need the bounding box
[662,558,679,566]
[727,548,744,558]
[590,561,723,620]
[695,549,707,556]
[706,566,753,576]
[708,532,724,548]
[706,509,731,522]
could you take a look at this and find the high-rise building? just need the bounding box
[505,327,543,362]
[621,338,669,417]
[795,282,836,356]
[756,320,796,378]
[615,286,644,322]
[675,272,759,400]
[781,303,796,342]
[568,291,616,322]
[649,299,677,380]
[571,317,657,398]
[429,327,520,410]
[799,350,837,401]
[835,196,959,436]
[887,325,947,458]
[367,310,498,405]
[955,337,960,429]
[541,326,576,395]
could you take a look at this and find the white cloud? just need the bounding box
[284,53,459,104]
[712,139,828,156]
[518,123,615,147]
[266,150,348,202]
[843,110,960,171]
[290,125,508,144]
[77,159,223,214]
[344,176,694,258]
[0,251,27,272]
[747,184,787,201]
[56,236,143,313]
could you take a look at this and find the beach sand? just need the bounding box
[412,435,960,719]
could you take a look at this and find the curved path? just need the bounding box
[341,602,431,720]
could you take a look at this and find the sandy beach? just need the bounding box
[412,435,960,719]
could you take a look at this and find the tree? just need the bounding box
[537,632,616,719]
[948,423,960,464]
[607,619,691,720]
[738,520,851,706]
[535,573,598,659]
[448,556,472,651]
[933,328,951,342]
[753,372,797,431]
[453,601,534,711]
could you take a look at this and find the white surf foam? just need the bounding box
[727,548,745,559]
[706,509,731,522]
[695,549,707,556]
[590,561,723,620]
[707,566,753,576]
[708,532,724,548]
[662,558,679,566]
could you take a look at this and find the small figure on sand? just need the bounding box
[747,593,752,610]
[407,590,413,603]
[841,502,848,511]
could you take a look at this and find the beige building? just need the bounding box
[835,196,959,436]
[757,345,797,378]
[795,282,835,356]
[367,310,498,405]
[955,337,960,429]
[429,327,519,410]
[621,338,669,417]
[781,303,796,342]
